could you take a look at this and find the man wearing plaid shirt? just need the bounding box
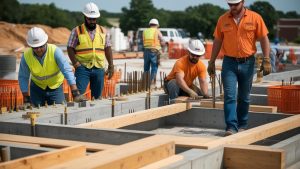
[67,2,114,99]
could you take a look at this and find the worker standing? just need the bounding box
[19,27,85,107]
[143,18,165,87]
[67,2,114,99]
[207,0,271,136]
[164,40,209,100]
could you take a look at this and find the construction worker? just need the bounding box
[143,18,165,86]
[18,27,85,107]
[207,0,271,136]
[67,2,114,99]
[164,39,209,100]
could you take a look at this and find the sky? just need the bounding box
[18,0,300,13]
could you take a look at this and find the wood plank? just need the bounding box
[0,134,115,152]
[140,155,184,169]
[78,103,189,128]
[166,135,219,148]
[202,114,300,149]
[0,145,86,169]
[200,101,277,113]
[224,145,285,169]
[48,135,175,169]
[0,141,40,147]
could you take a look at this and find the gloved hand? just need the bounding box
[260,57,271,76]
[187,89,200,99]
[71,89,87,102]
[106,64,114,79]
[21,95,31,109]
[207,61,215,76]
[203,94,211,99]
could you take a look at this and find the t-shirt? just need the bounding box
[166,55,207,87]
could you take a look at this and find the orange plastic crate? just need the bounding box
[268,85,300,114]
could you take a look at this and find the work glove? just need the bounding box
[106,64,114,80]
[207,61,215,76]
[21,95,31,109]
[260,57,271,76]
[187,89,201,99]
[71,89,87,102]
[203,95,211,99]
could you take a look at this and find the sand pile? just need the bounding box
[0,21,71,55]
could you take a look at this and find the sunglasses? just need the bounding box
[190,53,201,58]
[228,2,241,7]
[32,44,45,50]
[86,17,97,21]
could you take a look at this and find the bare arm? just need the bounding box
[259,36,270,58]
[198,77,209,96]
[105,46,113,66]
[209,38,223,63]
[67,47,79,66]
[175,72,194,94]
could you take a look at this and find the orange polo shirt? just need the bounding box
[166,55,207,87]
[214,8,268,58]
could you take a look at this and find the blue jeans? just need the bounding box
[30,81,65,106]
[221,56,255,132]
[165,79,202,100]
[144,49,158,82]
[75,65,104,99]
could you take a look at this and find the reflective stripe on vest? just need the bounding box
[143,28,161,50]
[75,24,106,69]
[24,44,64,90]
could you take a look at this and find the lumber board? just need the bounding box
[166,135,219,148]
[224,145,285,169]
[48,135,175,169]
[202,114,300,149]
[140,155,184,169]
[0,145,86,169]
[0,141,40,147]
[200,101,277,113]
[0,134,115,152]
[78,103,189,128]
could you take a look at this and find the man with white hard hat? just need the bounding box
[67,2,114,99]
[18,27,85,107]
[164,39,209,100]
[207,0,270,136]
[143,18,165,87]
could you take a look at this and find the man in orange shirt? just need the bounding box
[164,39,209,100]
[207,0,271,136]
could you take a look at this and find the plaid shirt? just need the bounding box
[67,26,111,48]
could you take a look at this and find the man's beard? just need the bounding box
[85,20,96,31]
[189,57,198,64]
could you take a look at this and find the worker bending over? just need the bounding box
[164,39,209,100]
[19,27,85,107]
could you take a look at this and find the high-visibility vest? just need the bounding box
[75,24,106,69]
[24,44,64,89]
[143,28,161,50]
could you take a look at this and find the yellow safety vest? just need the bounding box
[143,28,161,50]
[75,24,106,69]
[24,44,64,89]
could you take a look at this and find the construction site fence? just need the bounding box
[268,85,300,114]
[168,42,224,59]
[0,79,23,111]
[63,70,122,101]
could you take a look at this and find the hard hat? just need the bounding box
[82,2,100,18]
[187,39,205,56]
[227,0,242,4]
[26,27,48,48]
[149,18,159,26]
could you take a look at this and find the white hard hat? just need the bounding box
[26,27,48,48]
[187,39,205,56]
[82,2,100,18]
[227,0,242,4]
[149,18,159,26]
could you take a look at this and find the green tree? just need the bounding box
[120,0,156,33]
[250,1,278,39]
[0,0,21,23]
[284,11,299,18]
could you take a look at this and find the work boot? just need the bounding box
[224,129,235,137]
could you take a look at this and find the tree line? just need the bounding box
[1,0,299,41]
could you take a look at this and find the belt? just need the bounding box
[225,55,254,63]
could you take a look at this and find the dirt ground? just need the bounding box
[0,21,70,56]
